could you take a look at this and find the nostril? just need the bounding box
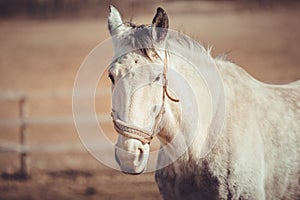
[138,147,143,154]
[115,149,121,166]
[137,148,144,162]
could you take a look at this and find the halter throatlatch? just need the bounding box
[111,51,179,144]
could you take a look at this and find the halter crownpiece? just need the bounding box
[111,51,179,144]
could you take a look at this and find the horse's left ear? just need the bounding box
[151,7,169,43]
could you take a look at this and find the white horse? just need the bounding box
[108,6,300,200]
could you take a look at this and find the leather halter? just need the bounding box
[111,51,179,144]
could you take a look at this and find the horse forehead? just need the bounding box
[110,52,150,72]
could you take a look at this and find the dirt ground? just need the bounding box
[0,1,300,200]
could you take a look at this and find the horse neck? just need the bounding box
[156,50,224,163]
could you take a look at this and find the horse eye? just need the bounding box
[154,75,160,82]
[108,73,115,84]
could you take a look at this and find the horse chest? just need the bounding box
[155,160,224,200]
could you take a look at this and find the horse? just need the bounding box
[107,5,300,200]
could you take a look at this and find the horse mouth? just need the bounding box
[121,168,145,175]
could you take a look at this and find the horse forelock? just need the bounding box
[112,22,154,60]
[114,21,214,63]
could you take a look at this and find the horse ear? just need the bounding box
[151,7,169,43]
[108,5,125,35]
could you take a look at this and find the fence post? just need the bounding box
[19,96,30,178]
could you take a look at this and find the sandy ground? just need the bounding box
[0,1,300,200]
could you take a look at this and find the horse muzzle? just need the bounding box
[114,140,150,174]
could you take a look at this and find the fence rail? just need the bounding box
[0,89,112,178]
[0,114,111,126]
[0,138,106,154]
[0,88,110,100]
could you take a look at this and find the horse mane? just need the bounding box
[123,21,215,62]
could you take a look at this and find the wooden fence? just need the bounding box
[0,90,111,179]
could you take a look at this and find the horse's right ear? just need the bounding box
[151,7,169,43]
[108,5,126,35]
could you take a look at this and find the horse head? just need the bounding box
[108,6,180,174]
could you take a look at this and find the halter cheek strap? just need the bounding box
[162,51,180,103]
[111,51,179,144]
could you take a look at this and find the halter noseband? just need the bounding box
[111,51,179,144]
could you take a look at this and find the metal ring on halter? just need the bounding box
[111,51,179,144]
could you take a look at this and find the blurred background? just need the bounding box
[0,0,299,199]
